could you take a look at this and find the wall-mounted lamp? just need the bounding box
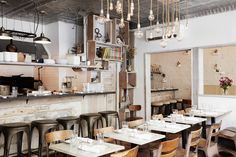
[183,50,190,55]
[212,49,219,56]
[176,61,181,67]
[214,64,221,72]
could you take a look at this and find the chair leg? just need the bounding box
[17,131,23,156]
[3,133,13,157]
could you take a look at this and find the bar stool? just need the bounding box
[151,101,164,115]
[126,105,143,121]
[1,122,31,157]
[98,111,121,129]
[170,99,177,113]
[56,116,80,130]
[79,113,103,138]
[163,101,170,117]
[176,99,183,110]
[31,119,58,157]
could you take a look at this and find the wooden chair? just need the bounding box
[94,126,115,143]
[177,127,202,157]
[147,138,179,157]
[45,130,73,157]
[128,119,144,128]
[152,114,164,120]
[218,127,236,156]
[111,146,139,157]
[198,121,222,157]
[184,108,192,114]
[158,138,180,157]
[178,110,185,115]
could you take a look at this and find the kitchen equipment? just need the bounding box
[0,85,10,96]
[6,39,17,52]
[2,52,18,62]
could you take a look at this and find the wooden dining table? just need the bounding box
[49,139,124,157]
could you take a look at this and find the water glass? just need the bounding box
[122,121,128,129]
[143,123,149,132]
[96,133,104,143]
[73,124,79,137]
[171,114,176,124]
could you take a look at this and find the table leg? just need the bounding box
[202,121,206,138]
[181,130,188,149]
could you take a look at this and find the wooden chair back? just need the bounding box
[152,114,164,120]
[178,110,185,115]
[128,105,141,111]
[111,146,139,157]
[207,121,222,148]
[124,146,139,157]
[128,119,144,128]
[45,130,73,144]
[94,126,115,143]
[185,127,202,157]
[158,138,179,157]
[184,108,192,113]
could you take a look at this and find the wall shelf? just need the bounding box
[0,61,102,69]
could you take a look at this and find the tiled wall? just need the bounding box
[0,94,116,155]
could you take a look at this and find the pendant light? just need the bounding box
[127,0,131,21]
[130,0,134,16]
[109,0,113,10]
[116,0,122,14]
[0,0,12,40]
[106,0,110,21]
[148,0,155,21]
[155,0,161,33]
[119,0,125,28]
[135,0,143,38]
[34,11,51,44]
[98,0,106,23]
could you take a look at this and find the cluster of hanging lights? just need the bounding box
[99,0,189,48]
[146,0,189,48]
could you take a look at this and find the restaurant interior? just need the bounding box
[0,0,236,157]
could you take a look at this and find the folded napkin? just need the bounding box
[184,117,199,122]
[65,137,93,144]
[78,144,107,153]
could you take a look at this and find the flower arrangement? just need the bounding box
[219,76,233,94]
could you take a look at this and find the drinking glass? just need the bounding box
[73,124,79,137]
[171,114,176,124]
[143,123,149,132]
[96,133,104,143]
[122,121,128,129]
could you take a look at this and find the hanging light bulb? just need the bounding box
[109,0,113,10]
[135,25,144,38]
[135,0,143,38]
[127,0,131,21]
[106,0,110,21]
[155,0,161,33]
[149,32,153,39]
[98,0,106,23]
[116,0,122,14]
[148,0,155,21]
[160,39,167,48]
[155,21,161,33]
[130,0,134,16]
[119,0,125,28]
[119,17,125,28]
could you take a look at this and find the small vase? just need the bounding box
[223,88,228,95]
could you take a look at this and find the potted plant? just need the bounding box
[219,76,233,95]
[126,47,136,72]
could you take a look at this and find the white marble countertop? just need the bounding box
[164,116,207,125]
[141,120,190,134]
[104,129,165,145]
[184,110,231,118]
[49,141,124,157]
